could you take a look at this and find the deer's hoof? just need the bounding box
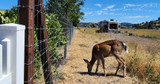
[123,75,126,77]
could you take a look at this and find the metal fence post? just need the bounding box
[64,8,68,59]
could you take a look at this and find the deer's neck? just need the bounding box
[89,54,96,66]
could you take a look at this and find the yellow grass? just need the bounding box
[124,42,160,83]
[59,28,139,84]
[121,29,160,40]
[78,28,110,42]
[80,28,160,83]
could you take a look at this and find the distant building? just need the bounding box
[99,19,121,33]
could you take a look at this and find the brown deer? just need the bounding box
[83,40,128,77]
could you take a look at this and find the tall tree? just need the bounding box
[46,0,85,27]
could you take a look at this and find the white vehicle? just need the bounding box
[99,19,121,33]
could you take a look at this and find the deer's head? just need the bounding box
[83,59,93,73]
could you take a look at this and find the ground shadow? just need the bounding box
[78,72,124,78]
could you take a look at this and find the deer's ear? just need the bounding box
[83,59,90,65]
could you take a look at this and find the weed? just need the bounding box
[80,28,160,83]
[154,72,160,84]
[145,62,154,83]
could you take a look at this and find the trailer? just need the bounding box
[99,20,121,33]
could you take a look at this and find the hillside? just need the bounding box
[121,22,133,26]
[134,17,160,29]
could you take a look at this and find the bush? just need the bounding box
[33,13,67,79]
[0,7,18,24]
[125,43,160,83]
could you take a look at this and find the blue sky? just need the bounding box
[0,0,17,10]
[0,0,45,9]
[0,0,160,24]
[80,0,160,23]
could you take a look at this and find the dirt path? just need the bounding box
[58,29,138,84]
[108,32,160,48]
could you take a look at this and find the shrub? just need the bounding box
[33,13,67,79]
[125,43,160,83]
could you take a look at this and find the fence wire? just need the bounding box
[5,0,159,83]
[16,0,75,84]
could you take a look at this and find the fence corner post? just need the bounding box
[0,23,25,84]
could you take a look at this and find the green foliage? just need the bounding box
[62,0,85,26]
[0,7,18,24]
[33,31,42,79]
[45,13,67,47]
[33,13,67,79]
[133,17,160,29]
[126,44,160,83]
[145,62,154,83]
[154,72,160,84]
[1,6,68,81]
[0,10,10,24]
[46,0,85,27]
[46,13,67,62]
[127,44,139,77]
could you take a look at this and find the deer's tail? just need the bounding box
[122,42,128,53]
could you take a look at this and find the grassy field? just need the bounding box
[78,28,160,83]
[124,42,160,84]
[78,27,110,42]
[78,27,100,34]
[59,28,139,84]
[121,29,160,40]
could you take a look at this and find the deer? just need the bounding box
[83,40,128,77]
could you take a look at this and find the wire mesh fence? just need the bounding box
[17,0,75,84]
[1,0,160,83]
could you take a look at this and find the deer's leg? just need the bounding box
[113,53,126,77]
[95,59,100,73]
[121,57,126,77]
[101,55,106,76]
[115,58,121,75]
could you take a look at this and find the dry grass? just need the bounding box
[124,42,160,83]
[120,29,160,83]
[78,27,110,40]
[121,29,160,40]
[58,27,160,84]
[80,28,160,83]
[59,28,138,84]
